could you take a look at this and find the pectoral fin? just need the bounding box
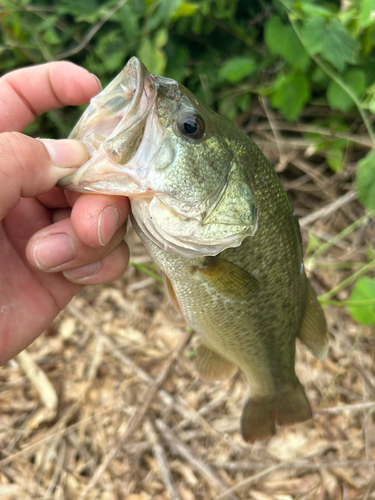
[195,257,259,301]
[195,344,237,382]
[298,280,329,361]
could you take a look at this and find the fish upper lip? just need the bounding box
[57,57,156,192]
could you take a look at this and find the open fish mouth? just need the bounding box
[58,57,156,196]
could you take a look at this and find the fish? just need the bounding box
[58,57,329,442]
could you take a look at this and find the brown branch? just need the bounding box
[56,0,129,60]
[155,419,240,500]
[76,333,191,500]
[143,419,181,500]
[299,191,357,228]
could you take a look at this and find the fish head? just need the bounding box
[58,57,258,257]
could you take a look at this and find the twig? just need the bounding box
[77,334,191,500]
[42,440,66,499]
[0,401,119,467]
[143,419,181,500]
[292,157,334,197]
[155,419,240,500]
[56,0,129,59]
[363,477,375,500]
[316,401,375,414]
[213,459,375,472]
[86,335,105,381]
[161,393,224,442]
[216,447,369,499]
[16,350,58,411]
[260,97,287,171]
[216,462,285,499]
[251,122,373,148]
[299,191,357,228]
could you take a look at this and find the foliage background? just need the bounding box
[2,0,375,323]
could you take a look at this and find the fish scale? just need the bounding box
[58,57,329,442]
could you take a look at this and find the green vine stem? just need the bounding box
[306,209,375,264]
[129,260,163,283]
[319,258,375,302]
[320,298,375,307]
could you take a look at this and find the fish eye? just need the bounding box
[177,112,205,140]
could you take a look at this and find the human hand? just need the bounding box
[0,62,130,365]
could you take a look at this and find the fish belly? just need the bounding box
[139,233,300,398]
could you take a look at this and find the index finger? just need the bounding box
[0,61,101,133]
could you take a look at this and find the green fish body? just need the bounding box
[59,57,328,442]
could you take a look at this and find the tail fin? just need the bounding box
[241,381,312,443]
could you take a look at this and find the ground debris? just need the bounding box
[1,108,375,499]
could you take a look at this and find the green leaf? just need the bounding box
[172,2,199,20]
[43,28,61,45]
[301,17,357,71]
[356,148,375,209]
[298,3,336,17]
[369,96,375,114]
[270,72,310,121]
[137,34,167,75]
[56,0,98,16]
[349,277,375,324]
[236,92,251,112]
[148,0,184,29]
[218,57,256,83]
[326,69,366,112]
[306,232,321,254]
[326,146,344,172]
[155,29,168,48]
[264,16,309,69]
[359,0,375,29]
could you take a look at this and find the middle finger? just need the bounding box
[26,216,127,273]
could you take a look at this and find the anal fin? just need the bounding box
[196,344,237,382]
[298,280,329,361]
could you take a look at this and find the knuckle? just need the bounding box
[0,131,46,175]
[0,132,25,210]
[0,132,48,211]
[0,132,30,173]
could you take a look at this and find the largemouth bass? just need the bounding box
[58,57,328,442]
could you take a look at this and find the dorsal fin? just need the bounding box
[298,280,329,361]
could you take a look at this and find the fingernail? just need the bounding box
[39,139,89,168]
[63,261,101,281]
[34,234,76,270]
[90,73,102,91]
[98,206,120,246]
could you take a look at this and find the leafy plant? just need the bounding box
[349,278,375,325]
[1,0,375,325]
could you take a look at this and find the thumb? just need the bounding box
[0,132,88,220]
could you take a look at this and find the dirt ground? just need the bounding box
[1,101,375,499]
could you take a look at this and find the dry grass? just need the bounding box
[1,102,375,500]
